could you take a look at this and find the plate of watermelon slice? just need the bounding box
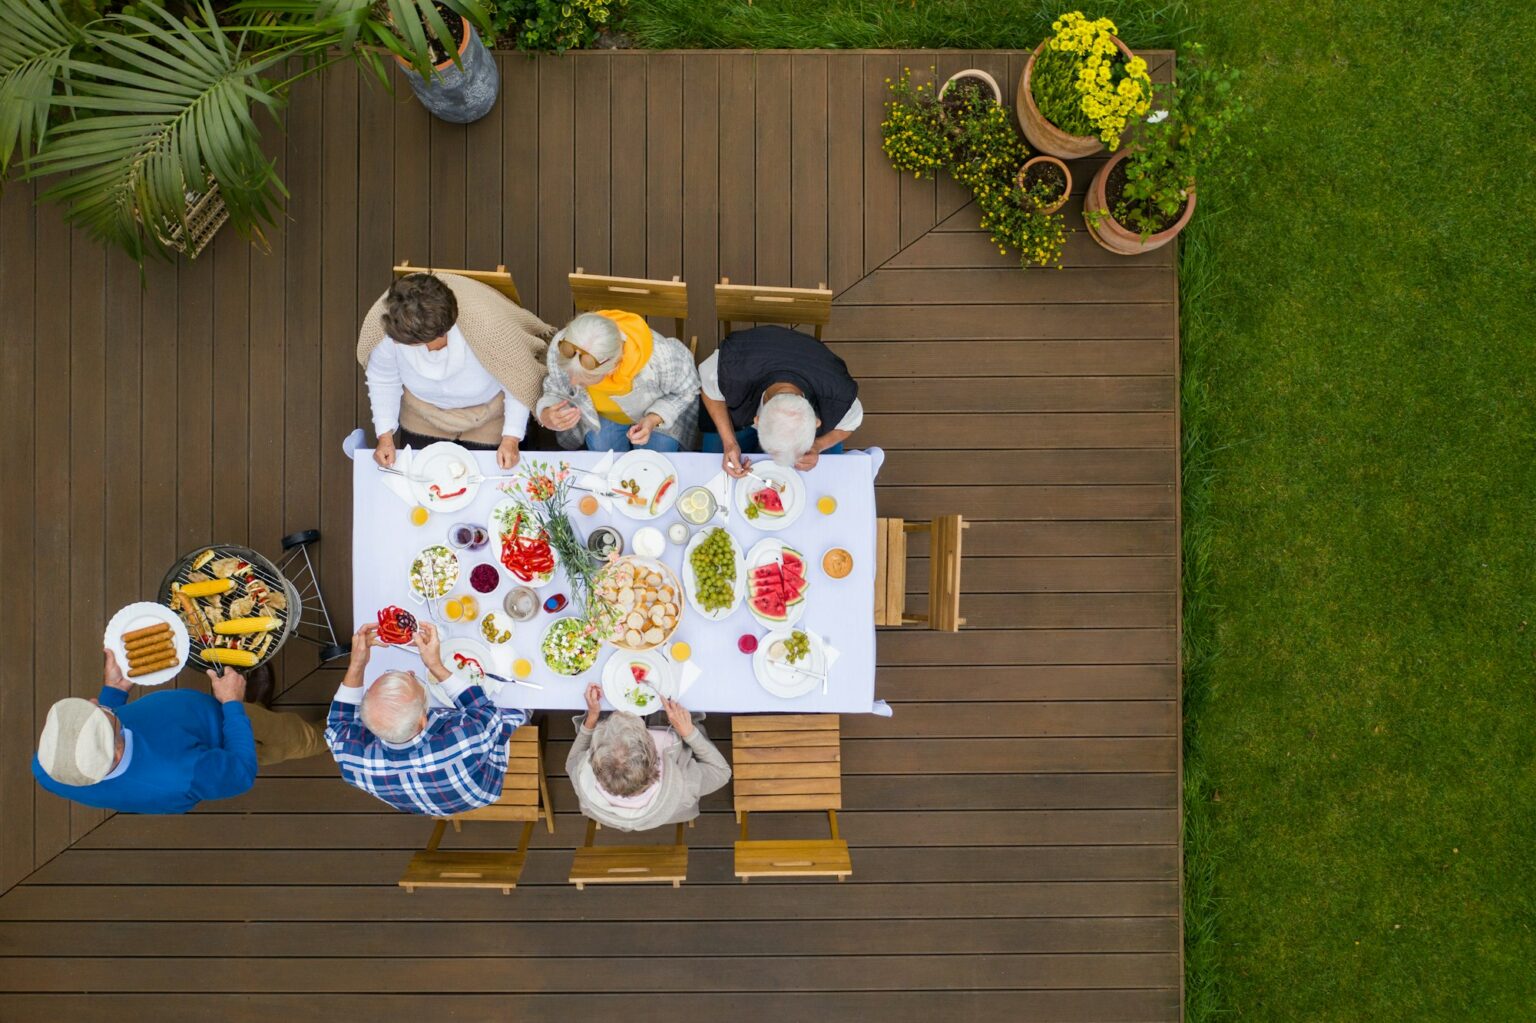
[600,647,676,714]
[732,461,806,531]
[744,539,810,628]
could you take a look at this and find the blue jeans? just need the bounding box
[702,426,843,456]
[585,416,682,453]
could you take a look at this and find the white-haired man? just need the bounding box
[326,622,528,815]
[699,324,862,474]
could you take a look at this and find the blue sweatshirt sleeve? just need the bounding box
[187,702,259,801]
[98,685,129,709]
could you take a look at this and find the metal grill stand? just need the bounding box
[277,530,348,663]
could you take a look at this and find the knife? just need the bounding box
[483,670,544,691]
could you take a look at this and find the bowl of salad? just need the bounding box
[541,617,604,677]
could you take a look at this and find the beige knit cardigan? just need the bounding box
[355,274,553,412]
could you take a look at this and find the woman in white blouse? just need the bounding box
[356,274,553,470]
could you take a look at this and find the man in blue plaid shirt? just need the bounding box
[326,621,529,816]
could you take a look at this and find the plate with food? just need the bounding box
[441,636,502,696]
[105,602,189,686]
[408,441,481,512]
[751,627,827,699]
[491,499,556,587]
[594,555,683,650]
[744,539,809,628]
[606,449,679,521]
[600,647,676,714]
[541,616,605,677]
[409,544,460,598]
[732,461,807,531]
[683,526,744,621]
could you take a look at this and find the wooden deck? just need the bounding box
[0,50,1181,1020]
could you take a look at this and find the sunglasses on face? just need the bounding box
[558,339,604,372]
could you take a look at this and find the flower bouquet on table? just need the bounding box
[498,461,618,638]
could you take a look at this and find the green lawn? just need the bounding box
[626,1,1536,1018]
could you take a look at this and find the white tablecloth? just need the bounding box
[351,448,884,714]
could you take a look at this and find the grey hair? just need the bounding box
[756,393,817,468]
[558,312,624,380]
[360,671,429,744]
[590,711,659,797]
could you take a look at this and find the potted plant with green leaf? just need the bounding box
[0,0,492,263]
[388,1,499,122]
[880,67,951,180]
[1017,11,1152,158]
[1017,155,1071,215]
[1084,43,1245,255]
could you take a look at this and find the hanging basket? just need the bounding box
[156,182,230,260]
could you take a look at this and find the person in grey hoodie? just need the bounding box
[567,684,731,832]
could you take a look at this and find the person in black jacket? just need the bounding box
[699,325,863,474]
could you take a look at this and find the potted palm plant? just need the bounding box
[0,0,492,263]
[1016,11,1152,158]
[1083,44,1245,255]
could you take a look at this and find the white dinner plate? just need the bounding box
[743,538,809,629]
[490,499,556,587]
[104,602,189,687]
[751,627,828,699]
[409,441,480,512]
[601,647,676,714]
[441,636,502,698]
[732,461,806,531]
[606,449,680,520]
[681,526,745,621]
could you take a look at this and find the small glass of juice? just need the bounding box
[410,505,430,526]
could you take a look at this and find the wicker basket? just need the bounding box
[157,183,230,260]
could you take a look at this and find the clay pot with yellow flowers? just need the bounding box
[1016,12,1152,158]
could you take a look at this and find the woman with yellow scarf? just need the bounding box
[536,311,701,452]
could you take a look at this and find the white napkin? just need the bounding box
[677,657,702,698]
[581,451,617,512]
[380,447,417,506]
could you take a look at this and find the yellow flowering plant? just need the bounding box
[1030,11,1152,149]
[880,68,950,179]
[977,174,1068,269]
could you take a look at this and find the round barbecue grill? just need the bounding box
[158,531,347,672]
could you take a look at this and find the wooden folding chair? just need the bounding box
[875,514,968,631]
[715,278,834,341]
[731,715,852,882]
[394,260,522,307]
[569,269,688,340]
[397,724,552,894]
[569,819,690,890]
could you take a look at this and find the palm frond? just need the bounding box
[0,0,85,174]
[24,1,290,262]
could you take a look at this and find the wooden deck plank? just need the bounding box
[0,50,1181,1021]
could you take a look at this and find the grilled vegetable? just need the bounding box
[202,648,258,667]
[181,578,234,598]
[191,549,216,571]
[213,616,280,636]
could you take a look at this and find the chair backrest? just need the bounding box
[715,278,834,340]
[394,260,522,307]
[569,269,688,339]
[731,715,842,815]
[927,514,967,632]
[456,725,543,823]
[874,517,908,627]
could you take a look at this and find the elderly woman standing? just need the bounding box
[566,683,730,831]
[358,273,553,470]
[536,311,701,452]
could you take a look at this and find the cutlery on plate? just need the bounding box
[743,467,787,492]
[482,670,544,691]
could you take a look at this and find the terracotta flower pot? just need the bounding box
[940,68,1003,106]
[1015,36,1137,159]
[1083,147,1197,255]
[1017,155,1072,215]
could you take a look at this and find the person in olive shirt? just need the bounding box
[33,649,325,814]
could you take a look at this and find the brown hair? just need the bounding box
[382,274,458,345]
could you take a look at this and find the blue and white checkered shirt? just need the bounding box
[326,676,528,816]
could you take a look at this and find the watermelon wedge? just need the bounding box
[649,475,676,516]
[751,588,789,622]
[629,662,650,684]
[750,487,786,517]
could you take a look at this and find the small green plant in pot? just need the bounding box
[945,89,1027,193]
[977,172,1068,270]
[1084,43,1246,255]
[880,67,949,179]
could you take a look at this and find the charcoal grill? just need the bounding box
[158,530,346,671]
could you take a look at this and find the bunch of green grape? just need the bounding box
[689,528,737,612]
[784,630,811,664]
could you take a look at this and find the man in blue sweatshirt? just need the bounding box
[33,648,326,814]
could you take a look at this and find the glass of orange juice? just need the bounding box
[670,641,691,662]
[442,598,464,622]
[410,505,430,526]
[816,496,837,515]
[512,658,532,678]
[458,594,479,622]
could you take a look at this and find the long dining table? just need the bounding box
[350,447,887,714]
